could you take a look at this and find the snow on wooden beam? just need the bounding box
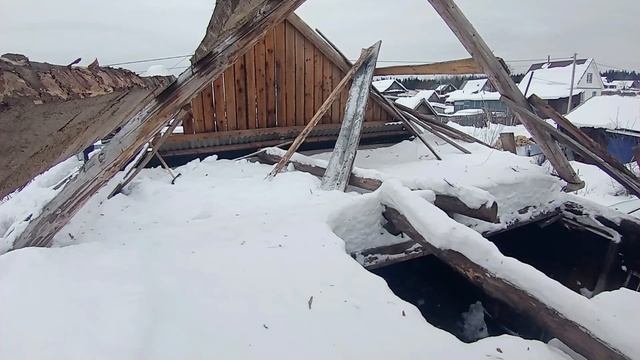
[256,150,499,223]
[9,0,307,251]
[0,54,172,200]
[383,204,630,360]
[321,41,381,191]
[425,0,584,191]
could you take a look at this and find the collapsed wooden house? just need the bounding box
[4,0,640,359]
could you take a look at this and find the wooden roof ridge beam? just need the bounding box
[426,0,584,192]
[267,43,378,178]
[321,41,382,191]
[374,57,482,76]
[256,150,499,223]
[9,0,307,252]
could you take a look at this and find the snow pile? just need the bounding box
[0,157,571,360]
[142,64,173,77]
[566,95,640,132]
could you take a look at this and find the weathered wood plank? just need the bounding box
[331,65,342,123]
[10,0,307,250]
[274,22,287,127]
[321,41,380,191]
[374,57,482,76]
[313,44,324,120]
[426,0,583,191]
[255,38,268,129]
[294,29,305,126]
[323,57,334,123]
[303,39,315,122]
[213,76,226,131]
[202,84,216,132]
[284,21,297,127]
[191,92,206,133]
[265,28,277,127]
[383,205,630,360]
[245,47,258,129]
[223,66,238,130]
[234,56,248,130]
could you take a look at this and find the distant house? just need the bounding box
[429,102,454,115]
[444,78,509,120]
[566,95,640,163]
[372,79,407,98]
[518,58,604,114]
[434,83,457,97]
[394,90,438,116]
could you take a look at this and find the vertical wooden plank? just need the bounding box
[274,22,287,127]
[304,40,315,123]
[202,84,215,132]
[224,66,237,131]
[294,30,305,126]
[182,111,195,134]
[245,47,257,129]
[213,76,226,131]
[234,56,248,130]
[322,56,333,124]
[331,66,342,124]
[313,46,323,123]
[365,97,374,122]
[255,38,268,129]
[340,81,348,123]
[265,29,277,128]
[191,92,206,133]
[284,21,296,127]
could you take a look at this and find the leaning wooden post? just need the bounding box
[425,0,584,191]
[321,41,381,191]
[266,44,377,178]
[499,132,517,154]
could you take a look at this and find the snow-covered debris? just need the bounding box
[566,95,640,132]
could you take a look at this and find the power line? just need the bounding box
[105,54,191,67]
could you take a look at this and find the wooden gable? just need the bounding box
[183,14,392,135]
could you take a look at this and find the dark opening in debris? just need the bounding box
[372,255,546,343]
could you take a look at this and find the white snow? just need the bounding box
[395,96,424,110]
[372,79,406,93]
[518,60,592,100]
[567,95,640,132]
[142,64,173,77]
[0,155,572,360]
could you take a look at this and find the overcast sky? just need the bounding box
[2,0,638,75]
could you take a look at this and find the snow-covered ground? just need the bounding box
[1,126,639,359]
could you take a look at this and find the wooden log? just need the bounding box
[426,0,583,191]
[501,96,640,198]
[321,41,381,191]
[383,205,630,360]
[373,57,482,76]
[256,151,499,223]
[266,44,377,178]
[10,0,307,251]
[500,132,517,154]
[0,54,172,200]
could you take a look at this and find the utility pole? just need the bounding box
[567,53,577,114]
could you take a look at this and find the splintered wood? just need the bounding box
[10,0,308,251]
[321,41,381,191]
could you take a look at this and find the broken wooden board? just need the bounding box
[256,150,499,223]
[321,41,381,191]
[426,0,584,191]
[383,204,630,360]
[0,53,173,200]
[374,57,482,76]
[9,0,307,251]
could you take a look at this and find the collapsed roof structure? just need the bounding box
[2,1,640,359]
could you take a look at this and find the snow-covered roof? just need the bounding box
[611,80,636,90]
[395,96,426,110]
[452,108,485,116]
[518,59,593,100]
[446,90,501,102]
[372,79,406,93]
[142,64,173,77]
[567,95,640,132]
[461,78,489,93]
[435,84,455,91]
